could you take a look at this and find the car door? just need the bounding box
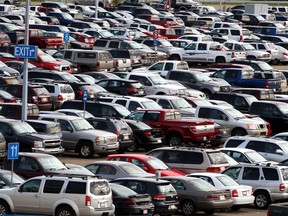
[14,179,42,213]
[56,119,78,150]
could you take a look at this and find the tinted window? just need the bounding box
[263,168,279,180]
[65,182,86,194]
[242,167,260,180]
[94,40,108,47]
[43,180,64,194]
[246,141,265,152]
[225,139,244,147]
[77,52,96,59]
[21,179,41,193]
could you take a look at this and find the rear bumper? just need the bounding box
[118,140,134,150]
[270,192,288,202]
[232,195,255,205]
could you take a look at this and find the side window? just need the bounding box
[143,112,160,122]
[262,104,279,116]
[170,179,187,190]
[258,44,266,50]
[19,157,39,170]
[97,165,117,175]
[198,108,210,118]
[198,43,207,50]
[234,44,243,50]
[21,179,41,193]
[263,168,279,180]
[163,150,182,163]
[185,43,196,50]
[158,99,172,109]
[209,109,227,120]
[149,62,164,70]
[109,41,119,48]
[65,182,86,194]
[43,180,64,194]
[114,99,126,107]
[131,159,148,170]
[57,119,72,131]
[184,152,203,164]
[264,143,282,154]
[242,167,260,180]
[225,70,237,78]
[197,176,214,186]
[164,63,174,71]
[234,96,248,107]
[231,30,240,35]
[0,122,12,135]
[223,167,241,180]
[97,80,109,87]
[225,43,233,49]
[128,111,144,121]
[128,101,141,111]
[125,181,146,194]
[108,80,120,87]
[246,141,265,152]
[64,51,72,59]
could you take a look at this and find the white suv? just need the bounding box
[222,163,288,209]
[0,175,115,216]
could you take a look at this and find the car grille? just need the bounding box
[44,139,61,148]
[106,136,117,144]
[220,86,230,92]
[263,54,270,57]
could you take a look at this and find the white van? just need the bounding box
[211,28,252,41]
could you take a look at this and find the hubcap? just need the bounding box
[0,205,7,215]
[127,144,137,152]
[183,202,194,215]
[256,194,267,208]
[169,137,180,147]
[59,210,72,216]
[81,145,90,157]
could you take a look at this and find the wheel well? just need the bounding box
[55,204,75,216]
[169,54,181,60]
[76,140,93,152]
[254,189,270,198]
[231,127,247,135]
[247,55,256,59]
[156,92,165,95]
[0,199,11,212]
[216,56,225,60]
[167,132,182,140]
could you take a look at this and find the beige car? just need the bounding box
[52,49,114,72]
[0,175,115,216]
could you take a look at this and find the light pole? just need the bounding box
[95,0,99,18]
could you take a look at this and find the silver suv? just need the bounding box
[0,175,115,216]
[222,164,288,209]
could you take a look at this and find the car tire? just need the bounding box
[215,57,226,63]
[127,140,138,152]
[204,210,215,215]
[181,200,196,216]
[79,142,94,158]
[167,134,183,147]
[0,201,10,215]
[56,206,75,216]
[254,191,271,209]
[231,128,247,136]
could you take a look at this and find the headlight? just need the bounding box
[53,66,60,70]
[247,124,258,129]
[96,136,105,143]
[33,141,43,148]
[212,86,220,91]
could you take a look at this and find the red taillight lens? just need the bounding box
[232,189,239,197]
[207,194,218,199]
[57,95,63,101]
[206,167,222,172]
[116,60,119,67]
[240,35,243,41]
[214,128,220,134]
[124,199,135,205]
[144,131,152,136]
[153,194,166,201]
[85,196,91,206]
[280,183,286,191]
[127,87,138,93]
[232,51,235,58]
[9,99,15,103]
[96,62,100,70]
[283,52,288,56]
[264,82,269,88]
[77,90,83,96]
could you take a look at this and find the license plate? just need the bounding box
[168,205,177,210]
[220,195,225,200]
[100,202,106,208]
[42,98,48,102]
[242,191,247,196]
[157,139,161,143]
[143,209,148,214]
[123,135,129,140]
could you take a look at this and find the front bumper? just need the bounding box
[93,142,119,153]
[246,129,268,136]
[32,146,64,155]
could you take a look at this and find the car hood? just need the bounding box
[209,79,231,86]
[236,118,266,124]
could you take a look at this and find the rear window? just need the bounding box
[225,139,244,147]
[127,121,151,130]
[176,62,189,70]
[90,181,110,195]
[46,125,61,134]
[157,183,176,194]
[60,85,74,94]
[77,52,96,59]
[281,168,288,181]
[207,152,228,164]
[99,52,112,61]
[188,178,215,190]
[32,87,49,95]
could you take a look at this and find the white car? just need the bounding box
[275,45,288,65]
[187,172,254,210]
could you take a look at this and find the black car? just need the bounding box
[124,119,163,152]
[96,79,145,96]
[110,178,179,216]
[88,117,134,153]
[110,183,154,216]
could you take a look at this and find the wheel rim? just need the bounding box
[169,137,181,147]
[81,145,91,157]
[182,202,194,215]
[127,143,137,152]
[255,194,267,208]
[0,205,7,215]
[59,210,72,216]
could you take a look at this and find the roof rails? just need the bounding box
[47,174,102,179]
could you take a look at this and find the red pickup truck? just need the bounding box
[126,109,216,146]
[16,29,63,49]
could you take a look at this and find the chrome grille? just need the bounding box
[44,139,61,148]
[220,86,230,92]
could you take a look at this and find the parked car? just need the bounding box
[25,119,62,139]
[85,161,155,180]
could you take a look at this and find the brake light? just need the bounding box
[232,189,239,197]
[153,194,166,201]
[283,52,288,56]
[8,99,15,103]
[116,60,119,67]
[280,183,286,191]
[57,95,63,101]
[144,131,152,136]
[207,194,218,199]
[232,51,235,58]
[264,82,269,88]
[77,90,83,96]
[127,87,138,93]
[240,35,243,41]
[85,196,91,206]
[114,131,120,140]
[206,167,222,172]
[214,128,220,134]
[267,208,270,216]
[96,62,100,70]
[124,199,135,205]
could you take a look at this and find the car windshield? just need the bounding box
[33,87,49,95]
[37,156,67,171]
[157,183,176,194]
[71,119,93,131]
[146,158,169,170]
[278,104,288,116]
[194,73,212,82]
[0,172,24,185]
[226,108,246,120]
[77,111,94,119]
[90,180,110,195]
[242,43,255,51]
[188,178,215,190]
[216,175,239,186]
[39,54,57,62]
[258,62,273,71]
[120,163,147,175]
[142,101,162,109]
[207,152,228,164]
[111,183,137,196]
[114,105,131,117]
[171,99,192,109]
[149,75,167,85]
[62,13,74,19]
[13,122,37,135]
[129,41,143,49]
[101,30,114,37]
[246,151,267,163]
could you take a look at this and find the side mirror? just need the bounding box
[66,126,73,132]
[276,149,284,155]
[136,107,142,110]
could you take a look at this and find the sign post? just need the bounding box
[8,142,19,188]
[153,30,158,51]
[14,45,38,122]
[63,32,70,50]
[82,90,88,119]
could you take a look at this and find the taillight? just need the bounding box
[283,52,288,56]
[85,195,91,206]
[264,82,269,88]
[214,128,220,134]
[232,189,239,197]
[232,51,235,58]
[127,87,138,93]
[116,60,119,67]
[57,95,63,101]
[96,62,100,70]
[206,167,222,172]
[153,194,166,201]
[240,35,243,41]
[280,183,286,191]
[9,99,15,103]
[124,199,135,205]
[207,194,218,199]
[267,208,270,216]
[77,90,83,96]
[144,131,152,136]
[114,131,120,140]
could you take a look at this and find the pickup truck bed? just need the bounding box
[268,202,288,216]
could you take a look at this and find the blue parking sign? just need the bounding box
[8,142,19,160]
[82,90,88,102]
[63,32,70,42]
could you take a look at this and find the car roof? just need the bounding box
[189,172,227,177]
[220,147,256,153]
[145,95,182,100]
[87,161,134,166]
[112,177,169,183]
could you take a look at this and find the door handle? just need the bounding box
[34,194,38,198]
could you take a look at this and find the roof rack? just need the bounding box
[47,174,102,179]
